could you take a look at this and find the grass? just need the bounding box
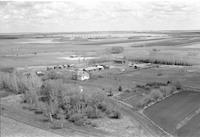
[131,37,200,48]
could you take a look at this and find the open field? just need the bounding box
[1,31,200,68]
[1,116,64,137]
[144,91,200,136]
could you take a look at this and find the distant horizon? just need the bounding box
[0,0,200,33]
[1,29,200,35]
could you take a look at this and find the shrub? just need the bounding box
[97,102,107,112]
[69,113,86,126]
[150,89,163,101]
[107,110,121,119]
[86,106,102,119]
[51,120,64,129]
[0,67,15,73]
[43,70,62,80]
[137,95,152,108]
[107,46,124,54]
[174,81,182,90]
[0,73,19,93]
[118,85,122,92]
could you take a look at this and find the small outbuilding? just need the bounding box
[113,56,126,64]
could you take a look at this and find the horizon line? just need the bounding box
[1,29,200,35]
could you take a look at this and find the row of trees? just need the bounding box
[136,82,182,109]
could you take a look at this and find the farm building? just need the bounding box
[134,63,151,68]
[95,65,104,70]
[113,56,126,64]
[36,71,45,76]
[72,70,90,81]
[84,65,104,72]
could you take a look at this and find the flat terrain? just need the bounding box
[176,113,200,137]
[144,91,200,136]
[1,116,64,137]
[1,31,200,68]
[1,31,200,137]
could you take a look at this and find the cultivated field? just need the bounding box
[177,113,200,137]
[144,91,200,136]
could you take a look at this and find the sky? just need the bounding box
[0,0,200,33]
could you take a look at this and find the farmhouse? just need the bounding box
[36,71,45,76]
[72,70,90,81]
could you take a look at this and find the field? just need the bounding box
[144,91,200,136]
[176,113,200,137]
[1,31,200,69]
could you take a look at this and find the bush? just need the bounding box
[150,89,163,101]
[86,106,102,119]
[0,67,15,73]
[42,70,61,80]
[174,81,182,90]
[107,46,124,54]
[69,113,86,126]
[118,85,122,92]
[0,73,19,93]
[137,95,152,108]
[97,102,107,112]
[51,120,64,129]
[107,110,121,119]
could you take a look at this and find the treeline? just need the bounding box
[134,58,192,66]
[122,81,182,110]
[137,81,182,109]
[0,71,121,128]
[126,51,193,66]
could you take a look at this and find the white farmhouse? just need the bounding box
[72,70,90,81]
